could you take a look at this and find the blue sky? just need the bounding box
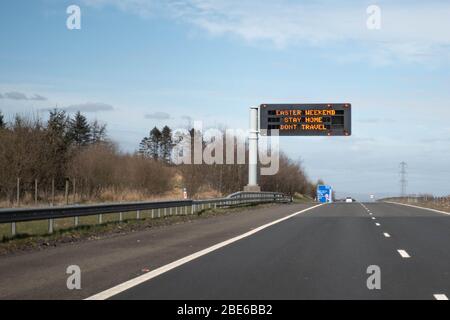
[1,0,450,199]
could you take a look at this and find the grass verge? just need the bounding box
[0,202,283,256]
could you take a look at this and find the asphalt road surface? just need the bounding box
[0,202,313,299]
[107,202,450,300]
[1,202,449,300]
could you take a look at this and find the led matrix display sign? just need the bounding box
[260,103,351,136]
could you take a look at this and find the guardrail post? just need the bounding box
[11,222,16,237]
[98,214,103,224]
[48,219,54,234]
[119,212,123,222]
[74,216,79,227]
[136,210,140,219]
[191,204,194,214]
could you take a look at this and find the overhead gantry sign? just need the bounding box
[245,103,351,192]
[260,103,352,136]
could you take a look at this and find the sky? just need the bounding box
[1,0,450,200]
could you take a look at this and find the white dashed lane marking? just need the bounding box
[397,249,411,258]
[434,294,449,300]
[383,233,390,238]
[375,223,380,226]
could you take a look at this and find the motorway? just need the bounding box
[106,202,450,300]
[1,201,449,300]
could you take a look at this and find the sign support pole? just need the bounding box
[244,106,261,192]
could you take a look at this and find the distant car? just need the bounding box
[345,197,353,203]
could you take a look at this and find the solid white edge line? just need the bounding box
[384,201,450,216]
[397,249,411,258]
[85,203,324,300]
[383,233,390,238]
[434,294,448,300]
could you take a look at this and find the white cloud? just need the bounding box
[60,102,114,112]
[29,94,47,101]
[144,111,171,119]
[2,91,28,100]
[0,91,47,101]
[83,0,164,17]
[83,0,450,64]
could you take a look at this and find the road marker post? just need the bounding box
[65,180,69,205]
[11,222,16,237]
[51,178,55,206]
[34,179,38,205]
[48,219,54,234]
[16,177,20,207]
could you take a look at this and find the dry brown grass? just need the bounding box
[0,185,224,209]
[385,196,450,213]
